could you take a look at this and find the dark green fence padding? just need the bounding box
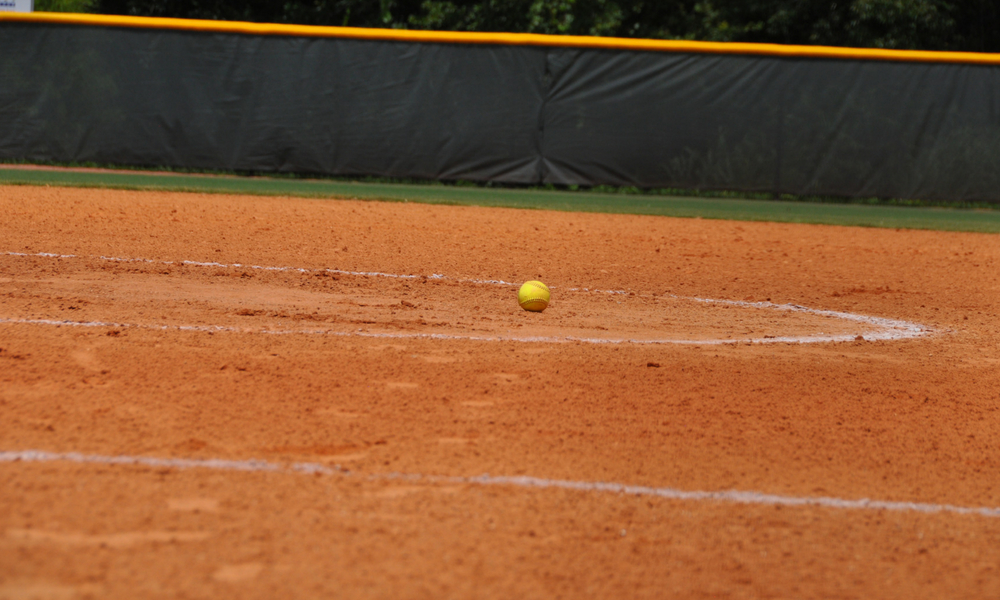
[2,18,1000,202]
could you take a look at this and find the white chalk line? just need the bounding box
[2,449,996,519]
[4,251,455,283]
[3,251,932,344]
[0,316,916,346]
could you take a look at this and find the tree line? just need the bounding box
[37,0,1000,52]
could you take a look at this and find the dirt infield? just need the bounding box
[2,185,999,598]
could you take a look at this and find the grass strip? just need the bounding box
[2,167,999,233]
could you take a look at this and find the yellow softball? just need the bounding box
[518,280,550,312]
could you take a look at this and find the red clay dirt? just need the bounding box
[1,185,999,598]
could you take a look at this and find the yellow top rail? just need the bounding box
[4,11,1000,65]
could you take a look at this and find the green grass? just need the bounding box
[3,167,999,233]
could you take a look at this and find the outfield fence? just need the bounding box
[3,13,1000,202]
